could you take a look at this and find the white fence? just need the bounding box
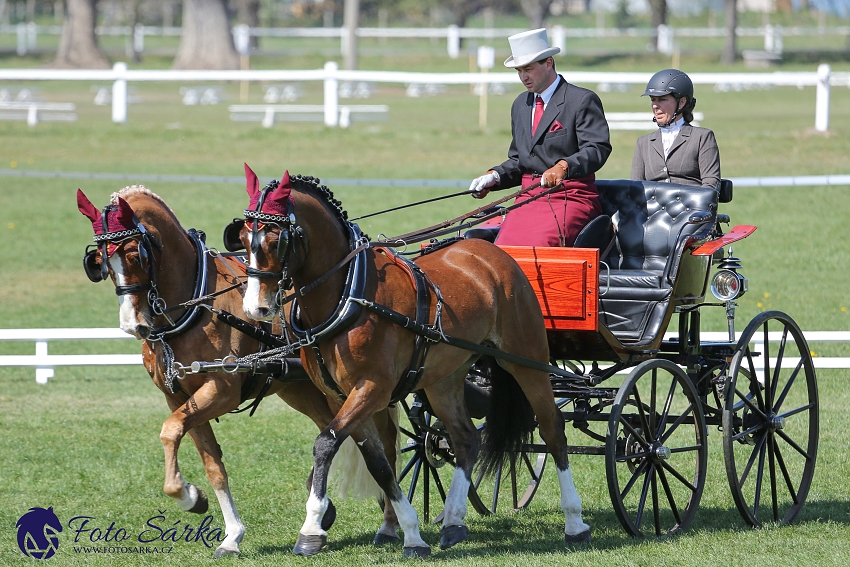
[0,62,837,131]
[4,22,850,59]
[0,328,847,383]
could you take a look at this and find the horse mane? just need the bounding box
[290,174,372,241]
[110,185,184,228]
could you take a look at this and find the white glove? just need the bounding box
[469,171,500,199]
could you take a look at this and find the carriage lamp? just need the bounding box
[710,251,748,301]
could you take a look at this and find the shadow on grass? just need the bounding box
[250,499,850,561]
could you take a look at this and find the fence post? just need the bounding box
[815,63,830,133]
[112,62,128,124]
[35,340,53,384]
[26,21,37,50]
[16,22,26,55]
[324,61,339,127]
[657,24,674,56]
[133,23,145,55]
[447,25,460,59]
[551,24,565,55]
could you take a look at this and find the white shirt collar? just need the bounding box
[660,117,685,158]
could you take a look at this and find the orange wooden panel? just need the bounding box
[499,246,599,331]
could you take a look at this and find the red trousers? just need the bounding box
[495,174,602,247]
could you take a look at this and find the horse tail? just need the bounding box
[328,405,400,501]
[478,359,536,477]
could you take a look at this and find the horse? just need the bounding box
[76,186,401,557]
[230,164,591,558]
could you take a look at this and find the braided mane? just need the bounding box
[111,184,183,228]
[289,174,369,240]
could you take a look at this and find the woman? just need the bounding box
[631,69,720,189]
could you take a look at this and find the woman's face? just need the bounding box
[650,94,685,125]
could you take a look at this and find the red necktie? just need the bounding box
[532,95,544,135]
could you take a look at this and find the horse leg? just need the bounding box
[184,424,246,557]
[293,390,429,558]
[499,361,591,544]
[160,383,244,554]
[371,406,401,545]
[422,369,480,550]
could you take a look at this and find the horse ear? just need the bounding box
[115,196,136,227]
[277,170,292,199]
[76,189,101,224]
[244,162,260,197]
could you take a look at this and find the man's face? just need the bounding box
[516,59,555,94]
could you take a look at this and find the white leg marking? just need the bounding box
[441,467,469,527]
[213,487,245,553]
[299,488,329,537]
[175,481,201,511]
[389,497,428,549]
[558,467,590,536]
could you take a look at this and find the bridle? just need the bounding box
[83,204,209,334]
[223,179,306,305]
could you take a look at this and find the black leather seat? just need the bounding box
[595,180,718,345]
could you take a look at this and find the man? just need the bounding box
[469,28,612,247]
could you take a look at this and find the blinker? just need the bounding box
[83,246,105,283]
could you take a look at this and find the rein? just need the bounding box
[348,189,474,221]
[377,181,567,247]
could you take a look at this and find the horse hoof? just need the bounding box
[321,500,336,531]
[439,524,468,550]
[372,532,401,546]
[213,546,239,558]
[188,489,209,514]
[293,533,327,556]
[564,529,592,545]
[403,545,431,558]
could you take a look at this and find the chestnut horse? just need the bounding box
[232,165,591,558]
[76,186,400,557]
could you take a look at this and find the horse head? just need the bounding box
[230,163,311,321]
[77,188,169,339]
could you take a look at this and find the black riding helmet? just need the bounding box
[642,68,696,126]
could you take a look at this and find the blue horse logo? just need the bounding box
[16,507,63,559]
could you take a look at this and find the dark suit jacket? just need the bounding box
[491,76,612,188]
[631,123,721,189]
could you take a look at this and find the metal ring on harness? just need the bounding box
[220,354,241,374]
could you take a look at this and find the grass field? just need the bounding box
[1,42,850,565]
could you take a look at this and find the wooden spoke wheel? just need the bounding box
[471,426,547,513]
[606,359,708,537]
[721,311,819,527]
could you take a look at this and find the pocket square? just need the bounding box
[549,120,564,132]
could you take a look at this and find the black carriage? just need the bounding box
[397,179,819,536]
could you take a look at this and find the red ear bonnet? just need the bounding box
[77,189,102,233]
[245,164,293,217]
[111,197,137,233]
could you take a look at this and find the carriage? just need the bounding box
[395,178,818,537]
[80,171,817,556]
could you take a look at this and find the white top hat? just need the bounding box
[504,28,560,68]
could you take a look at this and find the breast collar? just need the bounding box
[288,222,369,344]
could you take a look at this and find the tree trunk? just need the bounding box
[53,0,110,69]
[236,0,260,49]
[173,0,239,70]
[648,0,667,28]
[343,0,358,71]
[722,0,737,64]
[520,0,552,30]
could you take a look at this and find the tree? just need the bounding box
[235,0,261,49]
[53,0,110,69]
[173,0,239,70]
[722,0,737,64]
[648,0,667,53]
[519,0,554,30]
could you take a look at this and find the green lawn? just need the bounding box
[1,44,849,565]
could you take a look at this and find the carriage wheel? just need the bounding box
[721,311,818,527]
[606,359,708,537]
[397,396,547,521]
[471,425,547,513]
